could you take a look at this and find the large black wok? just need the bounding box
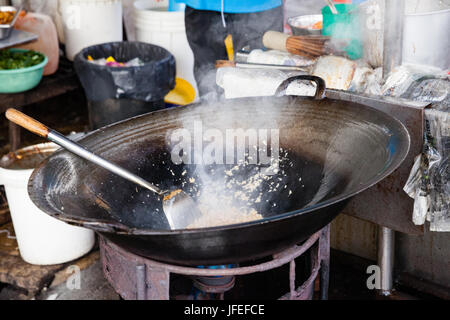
[28,81,410,266]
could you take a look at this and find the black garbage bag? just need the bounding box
[74,42,175,101]
[73,41,176,129]
[74,41,176,102]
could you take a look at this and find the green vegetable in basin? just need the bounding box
[0,49,48,93]
[0,49,46,70]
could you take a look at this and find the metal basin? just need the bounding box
[288,14,323,36]
[28,96,410,265]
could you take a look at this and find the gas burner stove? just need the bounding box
[99,225,330,300]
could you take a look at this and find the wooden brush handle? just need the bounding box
[262,31,289,52]
[5,108,50,138]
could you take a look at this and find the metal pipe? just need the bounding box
[382,0,405,78]
[378,226,395,295]
[289,260,296,299]
[136,265,147,300]
[319,225,330,300]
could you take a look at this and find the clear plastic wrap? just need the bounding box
[403,76,449,232]
[348,60,383,95]
[246,49,316,67]
[424,106,449,231]
[381,63,447,97]
[216,67,315,99]
[11,0,65,44]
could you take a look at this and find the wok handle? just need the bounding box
[6,108,50,138]
[275,75,326,100]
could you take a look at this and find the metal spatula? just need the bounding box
[5,108,202,230]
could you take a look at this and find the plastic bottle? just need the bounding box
[13,12,59,76]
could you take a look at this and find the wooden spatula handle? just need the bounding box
[262,31,289,52]
[5,108,50,138]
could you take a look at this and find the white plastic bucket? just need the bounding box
[133,0,198,99]
[0,143,95,265]
[402,8,450,70]
[60,0,123,61]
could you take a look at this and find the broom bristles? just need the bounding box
[286,35,330,58]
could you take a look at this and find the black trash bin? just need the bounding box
[74,41,176,130]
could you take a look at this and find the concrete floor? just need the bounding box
[37,260,120,301]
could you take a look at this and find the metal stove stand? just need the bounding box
[99,225,330,300]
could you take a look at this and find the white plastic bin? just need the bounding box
[0,143,95,265]
[60,0,123,61]
[402,7,450,70]
[133,0,198,99]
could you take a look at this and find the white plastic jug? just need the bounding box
[59,0,123,61]
[133,0,198,99]
[14,12,60,76]
[0,143,95,265]
[402,7,450,70]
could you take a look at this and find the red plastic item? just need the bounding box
[13,12,59,76]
